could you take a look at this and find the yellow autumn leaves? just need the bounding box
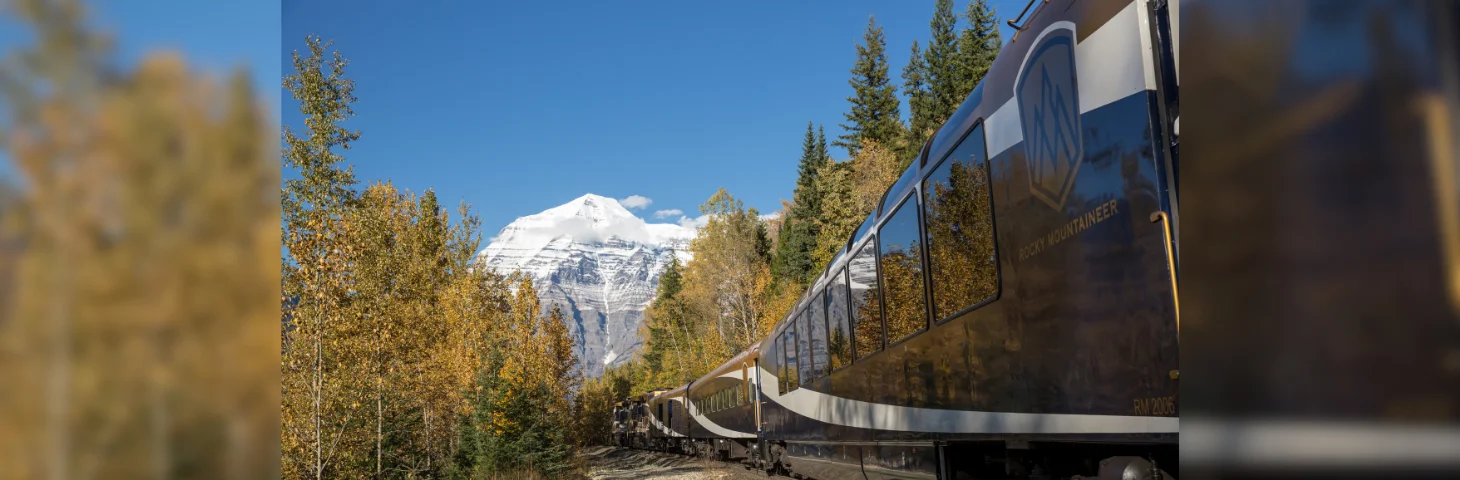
[0,0,278,478]
[279,35,583,478]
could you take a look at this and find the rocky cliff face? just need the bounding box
[476,194,693,378]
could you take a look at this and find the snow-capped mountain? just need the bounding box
[476,194,694,378]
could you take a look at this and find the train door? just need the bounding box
[752,357,765,465]
[1138,0,1182,410]
[1146,0,1180,263]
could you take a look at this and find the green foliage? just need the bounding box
[773,122,833,286]
[815,125,831,165]
[569,375,619,448]
[835,16,906,157]
[925,0,963,123]
[454,305,575,478]
[282,35,360,217]
[903,39,935,155]
[955,0,1002,96]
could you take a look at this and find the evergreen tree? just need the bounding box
[955,0,1002,96]
[925,0,962,123]
[454,277,574,477]
[794,123,827,210]
[773,122,831,285]
[815,125,831,164]
[639,256,687,383]
[835,16,905,157]
[902,40,935,157]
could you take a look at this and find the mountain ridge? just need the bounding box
[476,193,694,378]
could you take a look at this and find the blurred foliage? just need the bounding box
[0,0,279,478]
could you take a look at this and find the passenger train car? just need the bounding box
[626,0,1180,478]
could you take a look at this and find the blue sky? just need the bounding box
[0,0,280,179]
[0,0,280,118]
[282,1,1025,240]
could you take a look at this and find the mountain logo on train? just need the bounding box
[1017,23,1083,212]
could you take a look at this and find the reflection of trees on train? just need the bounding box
[827,318,851,372]
[924,157,997,320]
[849,242,883,359]
[880,249,926,343]
[924,149,1006,407]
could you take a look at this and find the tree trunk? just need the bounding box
[46,214,71,480]
[46,217,71,480]
[152,324,171,480]
[314,320,323,480]
[375,377,382,480]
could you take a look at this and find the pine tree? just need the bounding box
[794,123,828,213]
[925,0,962,123]
[456,276,574,477]
[812,139,903,269]
[902,39,935,157]
[955,0,1002,96]
[773,122,832,285]
[815,125,831,164]
[835,16,905,157]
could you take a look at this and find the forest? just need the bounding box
[275,0,1005,478]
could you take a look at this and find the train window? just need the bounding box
[879,195,929,344]
[808,289,829,379]
[849,239,884,360]
[922,122,999,322]
[795,310,813,386]
[776,334,787,395]
[741,363,749,403]
[853,213,876,247]
[881,162,921,214]
[826,268,853,371]
[784,322,800,390]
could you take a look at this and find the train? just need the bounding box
[615,0,1180,478]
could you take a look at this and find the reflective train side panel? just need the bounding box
[644,385,695,453]
[751,0,1179,478]
[621,0,1179,478]
[682,347,763,460]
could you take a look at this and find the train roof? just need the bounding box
[648,383,689,402]
[688,344,760,389]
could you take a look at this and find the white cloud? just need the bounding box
[653,209,683,219]
[759,212,781,221]
[619,195,652,210]
[677,215,709,230]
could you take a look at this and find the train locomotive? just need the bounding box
[620,0,1180,478]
